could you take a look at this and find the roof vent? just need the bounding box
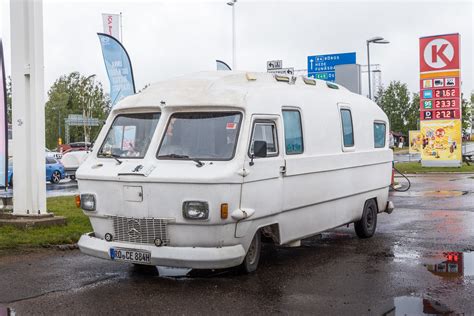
[246,72,257,81]
[326,82,339,89]
[274,74,290,83]
[302,77,316,86]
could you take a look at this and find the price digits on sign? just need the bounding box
[434,88,457,98]
[434,99,457,108]
[435,110,456,119]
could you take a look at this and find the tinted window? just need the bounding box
[250,122,278,156]
[340,109,354,147]
[374,122,386,148]
[282,110,304,154]
[98,113,160,158]
[158,112,242,160]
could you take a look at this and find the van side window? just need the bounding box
[340,109,354,147]
[249,121,278,156]
[282,110,304,154]
[374,122,386,148]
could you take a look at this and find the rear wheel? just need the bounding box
[240,230,261,273]
[51,171,61,184]
[354,199,378,238]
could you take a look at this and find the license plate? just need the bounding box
[109,247,151,264]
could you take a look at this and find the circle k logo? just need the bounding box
[424,39,454,69]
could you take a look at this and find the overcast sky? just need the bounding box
[1,0,473,99]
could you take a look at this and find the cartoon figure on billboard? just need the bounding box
[420,120,462,161]
[409,130,422,153]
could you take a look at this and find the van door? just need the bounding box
[238,115,284,237]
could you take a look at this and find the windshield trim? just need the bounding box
[97,111,161,160]
[156,111,243,162]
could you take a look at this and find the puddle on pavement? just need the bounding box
[157,266,192,278]
[384,296,454,315]
[395,190,469,197]
[424,251,474,279]
[0,306,15,316]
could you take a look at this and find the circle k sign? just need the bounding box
[419,34,460,72]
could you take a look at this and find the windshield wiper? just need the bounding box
[158,154,204,167]
[100,153,123,165]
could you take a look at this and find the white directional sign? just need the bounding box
[268,67,294,75]
[267,60,282,70]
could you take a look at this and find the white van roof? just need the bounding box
[115,71,352,110]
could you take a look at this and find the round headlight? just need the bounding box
[105,233,113,242]
[154,238,163,247]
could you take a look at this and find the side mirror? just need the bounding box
[253,140,267,158]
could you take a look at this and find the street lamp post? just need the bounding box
[83,74,96,150]
[227,0,237,70]
[366,36,389,100]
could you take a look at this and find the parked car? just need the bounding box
[8,157,66,186]
[46,148,63,160]
[60,150,90,180]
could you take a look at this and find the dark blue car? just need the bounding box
[8,157,66,186]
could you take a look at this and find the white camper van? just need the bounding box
[77,72,394,272]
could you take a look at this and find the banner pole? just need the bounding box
[120,12,123,43]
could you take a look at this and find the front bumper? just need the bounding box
[78,232,246,269]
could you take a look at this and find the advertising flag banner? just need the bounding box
[409,130,422,154]
[419,120,461,161]
[98,33,136,106]
[419,33,461,167]
[0,40,7,187]
[102,13,121,41]
[216,60,231,71]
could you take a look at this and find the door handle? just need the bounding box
[279,165,286,174]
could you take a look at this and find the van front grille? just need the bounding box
[111,216,171,245]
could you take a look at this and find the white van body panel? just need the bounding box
[77,71,393,269]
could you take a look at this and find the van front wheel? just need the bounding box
[354,199,378,238]
[240,230,261,273]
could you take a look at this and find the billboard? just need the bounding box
[307,52,356,82]
[0,40,7,187]
[419,34,461,167]
[409,130,422,154]
[420,120,461,161]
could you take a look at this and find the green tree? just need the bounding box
[374,81,418,135]
[461,93,472,135]
[45,72,110,149]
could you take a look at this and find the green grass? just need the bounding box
[395,162,474,174]
[392,147,408,153]
[0,196,91,251]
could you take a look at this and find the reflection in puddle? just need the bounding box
[157,266,192,278]
[393,190,469,197]
[425,251,474,278]
[384,296,453,315]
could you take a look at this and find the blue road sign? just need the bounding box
[307,52,356,82]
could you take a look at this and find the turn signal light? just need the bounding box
[75,195,81,208]
[221,203,228,219]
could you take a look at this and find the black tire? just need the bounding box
[51,171,61,184]
[69,175,76,181]
[240,230,261,273]
[354,199,378,238]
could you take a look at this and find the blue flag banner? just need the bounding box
[0,39,8,187]
[216,60,231,71]
[97,33,136,106]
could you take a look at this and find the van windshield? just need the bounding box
[157,112,242,161]
[98,112,160,158]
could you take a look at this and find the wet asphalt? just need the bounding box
[0,174,473,315]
